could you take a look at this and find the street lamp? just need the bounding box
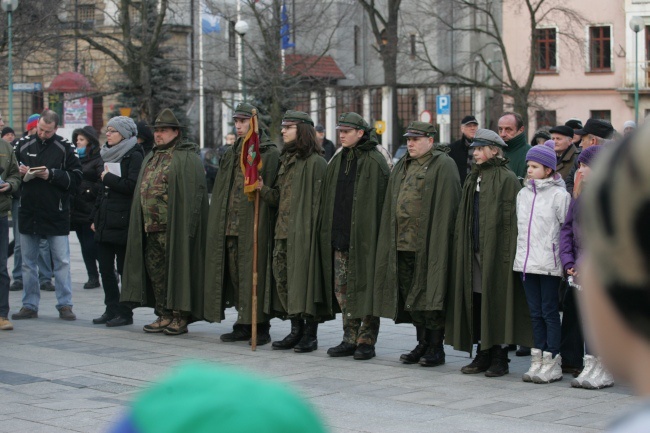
[235,20,249,102]
[630,16,644,125]
[1,0,19,129]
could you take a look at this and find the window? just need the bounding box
[354,25,360,65]
[536,110,556,129]
[229,21,236,59]
[590,110,611,122]
[589,26,611,71]
[535,28,556,72]
[77,4,95,22]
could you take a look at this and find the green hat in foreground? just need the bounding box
[282,110,314,126]
[118,363,327,433]
[154,109,184,129]
[403,121,436,137]
[336,112,369,131]
[470,128,507,148]
[233,103,257,119]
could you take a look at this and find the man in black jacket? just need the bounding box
[448,115,478,184]
[11,110,82,321]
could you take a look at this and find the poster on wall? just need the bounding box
[63,96,93,128]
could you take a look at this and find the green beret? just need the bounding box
[403,121,436,137]
[336,112,369,131]
[282,110,314,126]
[233,103,257,119]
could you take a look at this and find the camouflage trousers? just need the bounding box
[144,232,188,319]
[272,239,289,314]
[397,251,445,331]
[334,250,380,345]
[226,236,240,305]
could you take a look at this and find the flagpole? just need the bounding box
[199,2,205,149]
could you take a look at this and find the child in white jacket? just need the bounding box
[513,141,570,384]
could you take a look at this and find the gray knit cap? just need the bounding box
[107,116,137,139]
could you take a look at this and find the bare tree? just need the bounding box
[411,0,585,128]
[357,0,401,149]
[72,0,187,122]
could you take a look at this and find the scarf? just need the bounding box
[100,136,138,163]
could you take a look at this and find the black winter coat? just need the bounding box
[448,136,472,184]
[93,145,144,245]
[71,146,103,228]
[16,133,83,236]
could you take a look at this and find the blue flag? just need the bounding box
[281,1,295,49]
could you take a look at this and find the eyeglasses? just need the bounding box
[106,129,119,134]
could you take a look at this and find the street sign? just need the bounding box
[374,120,386,135]
[13,82,42,92]
[420,110,432,123]
[436,94,451,125]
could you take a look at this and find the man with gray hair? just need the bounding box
[12,110,82,321]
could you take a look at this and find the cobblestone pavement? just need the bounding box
[0,236,639,433]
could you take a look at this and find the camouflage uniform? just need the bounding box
[334,250,380,345]
[270,153,297,313]
[395,150,444,330]
[139,145,188,320]
[224,160,244,312]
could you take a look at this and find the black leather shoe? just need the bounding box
[40,281,55,292]
[106,316,134,327]
[400,326,429,364]
[353,344,376,360]
[221,324,252,342]
[419,329,446,367]
[515,346,531,357]
[84,277,101,289]
[294,321,318,353]
[272,319,304,350]
[327,341,357,357]
[92,313,113,325]
[249,323,272,346]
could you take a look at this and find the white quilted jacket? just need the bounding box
[513,175,571,277]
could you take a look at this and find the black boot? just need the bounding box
[272,319,304,350]
[294,320,318,353]
[461,344,492,374]
[251,322,272,346]
[485,345,510,377]
[419,329,446,367]
[220,324,252,342]
[399,326,429,364]
[327,341,357,357]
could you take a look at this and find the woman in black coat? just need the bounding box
[72,126,103,289]
[91,116,144,327]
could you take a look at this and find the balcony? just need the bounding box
[625,60,650,88]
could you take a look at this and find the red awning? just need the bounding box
[46,72,94,93]
[285,54,346,80]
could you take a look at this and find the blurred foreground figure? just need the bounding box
[108,363,328,433]
[580,127,650,432]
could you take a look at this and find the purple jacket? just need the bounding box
[559,197,581,272]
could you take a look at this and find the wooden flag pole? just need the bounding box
[251,189,260,351]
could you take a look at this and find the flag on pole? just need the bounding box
[240,109,263,200]
[201,2,221,34]
[281,1,295,49]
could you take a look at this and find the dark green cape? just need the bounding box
[445,157,533,353]
[263,152,328,320]
[373,146,461,321]
[203,136,280,323]
[121,139,209,319]
[318,136,390,319]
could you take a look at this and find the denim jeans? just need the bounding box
[0,217,10,317]
[12,198,54,283]
[20,234,72,312]
[521,273,562,356]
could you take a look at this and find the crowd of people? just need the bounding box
[0,104,643,401]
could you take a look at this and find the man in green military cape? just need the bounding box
[203,103,280,345]
[318,112,389,360]
[374,121,461,367]
[122,109,209,335]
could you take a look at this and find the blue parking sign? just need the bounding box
[436,95,450,115]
